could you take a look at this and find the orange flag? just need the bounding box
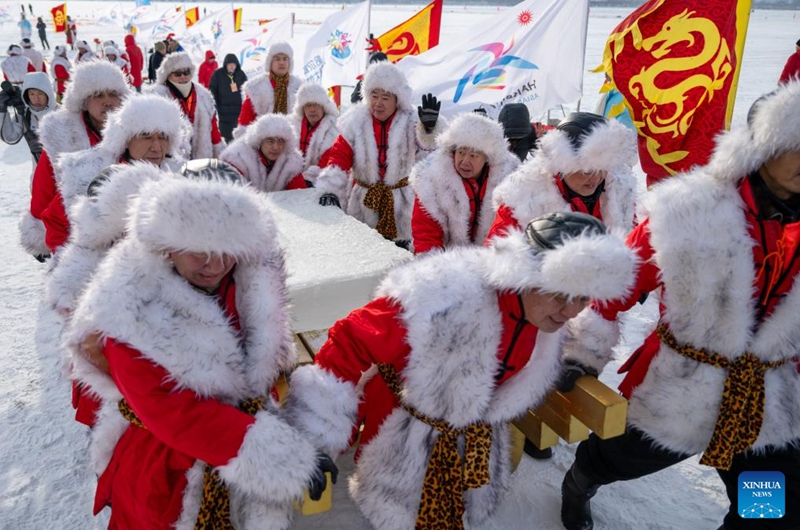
[258,18,276,26]
[234,7,243,32]
[372,0,443,63]
[184,6,199,28]
[50,3,67,33]
[598,0,751,186]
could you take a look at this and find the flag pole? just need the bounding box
[366,0,372,66]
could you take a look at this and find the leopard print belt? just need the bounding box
[376,363,492,530]
[353,177,409,241]
[656,323,789,470]
[119,396,268,529]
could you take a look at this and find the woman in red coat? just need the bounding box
[123,34,143,92]
[198,49,216,89]
[65,175,333,530]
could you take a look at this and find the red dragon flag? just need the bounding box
[372,0,443,63]
[51,3,67,33]
[184,6,199,28]
[598,0,752,186]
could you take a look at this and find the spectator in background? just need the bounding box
[104,46,131,84]
[779,38,800,84]
[124,34,143,93]
[18,14,31,41]
[147,41,166,83]
[198,50,216,89]
[165,33,183,53]
[75,40,96,63]
[20,38,45,73]
[36,17,49,50]
[209,53,247,143]
[2,45,35,85]
[66,16,76,50]
[0,71,57,170]
[50,45,70,104]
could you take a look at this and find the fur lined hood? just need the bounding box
[155,51,195,85]
[537,118,636,177]
[292,82,338,121]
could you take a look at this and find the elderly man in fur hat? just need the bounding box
[410,112,520,254]
[289,82,338,183]
[559,83,800,530]
[64,174,336,530]
[21,60,129,261]
[235,41,302,137]
[152,51,223,159]
[315,62,445,249]
[284,211,638,530]
[220,113,308,192]
[488,112,637,242]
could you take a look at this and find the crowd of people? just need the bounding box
[5,20,800,530]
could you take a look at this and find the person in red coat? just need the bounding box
[779,38,800,84]
[49,45,70,103]
[283,212,638,530]
[410,112,520,254]
[220,113,309,192]
[235,41,302,137]
[197,49,216,89]
[123,34,143,93]
[24,60,129,258]
[559,84,800,530]
[487,112,638,243]
[65,174,335,530]
[289,82,338,183]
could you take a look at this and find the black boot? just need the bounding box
[561,464,599,530]
[523,438,553,460]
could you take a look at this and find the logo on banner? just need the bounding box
[453,38,538,103]
[239,37,268,65]
[327,29,353,65]
[212,19,225,40]
[738,471,785,519]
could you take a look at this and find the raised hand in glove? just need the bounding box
[417,93,440,133]
[308,452,339,501]
[557,359,599,393]
[319,193,341,208]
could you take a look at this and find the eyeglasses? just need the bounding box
[170,69,192,78]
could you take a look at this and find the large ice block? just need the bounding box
[264,189,412,332]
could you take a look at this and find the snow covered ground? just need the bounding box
[0,3,797,529]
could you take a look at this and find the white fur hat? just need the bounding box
[70,162,168,249]
[62,60,131,114]
[54,45,67,57]
[7,44,22,56]
[362,62,412,112]
[437,112,509,167]
[104,46,119,57]
[130,176,281,260]
[21,38,33,48]
[76,40,90,51]
[292,83,337,121]
[265,41,293,73]
[538,118,637,176]
[99,94,188,160]
[709,80,800,181]
[156,51,195,85]
[244,113,298,150]
[484,218,638,302]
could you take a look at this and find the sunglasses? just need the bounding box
[170,69,192,77]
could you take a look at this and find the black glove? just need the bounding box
[417,93,440,133]
[319,193,340,208]
[33,253,50,263]
[308,452,338,501]
[394,239,411,251]
[304,179,314,188]
[557,360,599,393]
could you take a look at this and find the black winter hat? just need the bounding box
[556,112,607,149]
[180,158,243,184]
[498,103,533,139]
[796,38,800,48]
[525,211,607,251]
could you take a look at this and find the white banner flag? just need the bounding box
[397,0,588,119]
[219,15,294,78]
[299,1,370,88]
[179,7,236,65]
[135,7,187,46]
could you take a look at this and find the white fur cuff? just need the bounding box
[282,364,360,456]
[415,116,446,152]
[562,308,621,373]
[18,212,50,256]
[217,410,318,505]
[314,166,349,207]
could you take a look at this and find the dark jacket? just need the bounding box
[147,50,165,83]
[36,20,46,38]
[209,54,247,140]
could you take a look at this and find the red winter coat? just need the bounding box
[601,177,800,397]
[780,50,800,84]
[198,51,217,89]
[31,115,101,253]
[314,291,538,456]
[95,274,258,529]
[123,35,143,88]
[411,174,489,254]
